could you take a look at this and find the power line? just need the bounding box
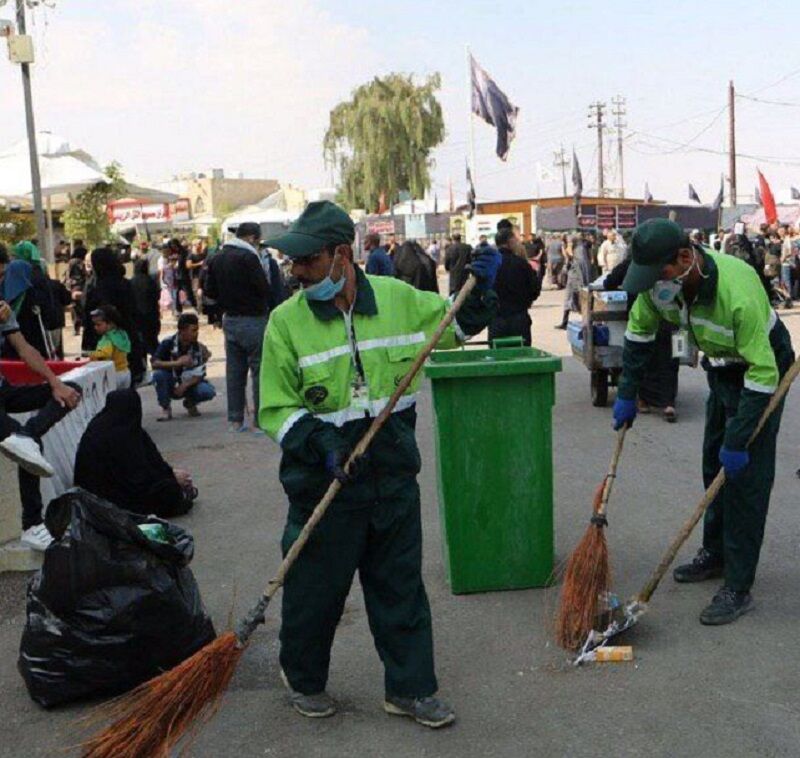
[744,65,800,96]
[627,132,800,166]
[737,93,800,107]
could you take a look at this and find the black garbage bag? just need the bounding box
[18,488,216,708]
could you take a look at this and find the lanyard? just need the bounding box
[341,304,370,413]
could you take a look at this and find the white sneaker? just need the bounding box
[0,434,55,478]
[20,523,54,551]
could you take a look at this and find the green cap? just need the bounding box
[266,200,354,258]
[622,218,690,294]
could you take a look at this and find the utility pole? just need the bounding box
[611,95,626,198]
[553,143,569,197]
[588,101,606,197]
[728,80,737,206]
[6,0,47,260]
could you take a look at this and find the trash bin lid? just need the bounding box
[425,345,562,379]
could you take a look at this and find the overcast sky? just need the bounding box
[1,0,799,206]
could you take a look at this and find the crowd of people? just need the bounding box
[1,199,798,728]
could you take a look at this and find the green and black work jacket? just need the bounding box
[259,268,496,509]
[619,250,791,451]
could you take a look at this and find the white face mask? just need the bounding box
[652,250,697,304]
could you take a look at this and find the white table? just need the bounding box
[0,361,115,561]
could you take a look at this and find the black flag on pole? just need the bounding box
[572,148,583,211]
[755,186,762,205]
[688,183,702,204]
[710,176,724,212]
[469,53,519,161]
[643,182,653,203]
[466,161,477,219]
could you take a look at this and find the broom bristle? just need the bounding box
[554,481,612,651]
[79,632,244,758]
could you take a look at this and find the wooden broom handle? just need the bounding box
[597,427,627,519]
[264,275,480,599]
[638,354,800,603]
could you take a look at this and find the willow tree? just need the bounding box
[324,73,445,211]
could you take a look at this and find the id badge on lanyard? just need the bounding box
[350,374,370,412]
[672,329,690,359]
[343,307,370,412]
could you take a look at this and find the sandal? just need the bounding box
[663,406,677,423]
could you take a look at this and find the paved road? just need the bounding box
[2,286,800,757]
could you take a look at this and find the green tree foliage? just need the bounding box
[324,73,445,211]
[0,207,36,246]
[62,162,127,246]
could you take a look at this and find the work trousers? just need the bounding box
[0,381,81,529]
[222,315,267,424]
[701,331,793,591]
[279,482,438,699]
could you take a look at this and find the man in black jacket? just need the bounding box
[205,222,270,432]
[443,234,473,295]
[488,228,540,346]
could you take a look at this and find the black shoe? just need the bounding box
[673,548,723,583]
[699,586,753,625]
[554,323,567,330]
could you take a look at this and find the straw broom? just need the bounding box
[80,275,479,758]
[554,427,627,651]
[569,354,800,660]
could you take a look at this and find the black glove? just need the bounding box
[324,449,368,484]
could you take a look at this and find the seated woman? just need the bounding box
[87,305,131,389]
[74,389,197,518]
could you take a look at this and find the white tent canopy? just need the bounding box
[0,131,178,210]
[0,138,111,204]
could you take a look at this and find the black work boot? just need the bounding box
[673,547,723,583]
[384,695,456,728]
[554,310,570,330]
[699,586,753,626]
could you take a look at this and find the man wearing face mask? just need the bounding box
[259,201,499,728]
[612,218,794,626]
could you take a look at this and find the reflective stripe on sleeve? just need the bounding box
[768,309,777,332]
[743,378,777,394]
[276,409,309,444]
[625,330,657,343]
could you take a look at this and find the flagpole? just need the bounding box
[466,44,477,191]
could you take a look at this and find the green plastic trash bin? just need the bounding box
[424,338,562,594]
